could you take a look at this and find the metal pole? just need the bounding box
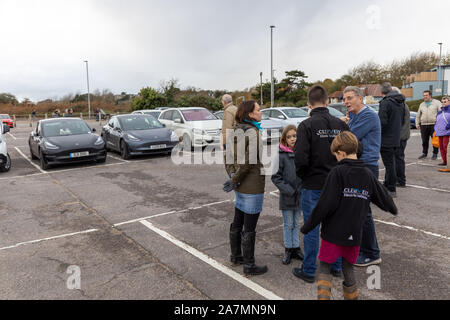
[260,72,263,106]
[438,43,445,95]
[270,26,275,108]
[84,60,91,120]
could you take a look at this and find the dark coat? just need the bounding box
[226,122,265,194]
[301,159,397,246]
[271,147,302,210]
[379,92,406,148]
[294,107,350,190]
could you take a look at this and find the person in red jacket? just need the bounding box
[301,131,397,300]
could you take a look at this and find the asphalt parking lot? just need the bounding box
[0,120,448,300]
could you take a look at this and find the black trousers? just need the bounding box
[380,146,396,192]
[420,125,439,156]
[395,140,408,185]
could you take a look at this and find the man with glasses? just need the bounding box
[416,91,441,160]
[341,86,384,267]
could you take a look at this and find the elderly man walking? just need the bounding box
[221,94,238,151]
[393,87,411,187]
[416,91,441,160]
[378,83,405,197]
[342,86,383,267]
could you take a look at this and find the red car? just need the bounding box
[0,114,14,128]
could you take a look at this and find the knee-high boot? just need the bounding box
[242,231,268,276]
[229,224,244,265]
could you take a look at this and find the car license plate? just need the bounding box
[70,151,89,158]
[150,144,166,150]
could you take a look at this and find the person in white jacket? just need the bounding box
[416,90,441,160]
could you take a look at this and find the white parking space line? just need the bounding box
[0,172,46,181]
[0,229,98,251]
[107,154,130,163]
[14,147,47,174]
[140,220,283,300]
[373,219,450,241]
[405,184,450,193]
[7,133,17,140]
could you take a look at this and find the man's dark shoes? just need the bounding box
[291,247,304,261]
[418,154,427,160]
[396,182,406,188]
[292,268,315,283]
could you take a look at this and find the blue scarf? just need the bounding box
[244,119,263,131]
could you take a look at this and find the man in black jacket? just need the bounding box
[293,85,349,283]
[378,82,405,198]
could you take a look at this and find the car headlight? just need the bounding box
[44,141,59,149]
[193,129,203,135]
[94,136,104,145]
[126,133,140,141]
[170,131,179,142]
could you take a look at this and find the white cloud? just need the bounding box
[0,0,449,101]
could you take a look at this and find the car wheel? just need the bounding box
[39,150,49,170]
[183,134,192,151]
[0,153,11,172]
[120,140,131,160]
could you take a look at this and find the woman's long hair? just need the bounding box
[235,100,257,123]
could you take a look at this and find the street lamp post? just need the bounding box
[270,25,275,108]
[260,72,263,106]
[438,43,445,96]
[84,60,91,120]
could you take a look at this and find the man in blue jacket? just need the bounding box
[342,86,383,267]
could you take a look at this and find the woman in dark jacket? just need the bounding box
[272,125,304,265]
[224,100,267,276]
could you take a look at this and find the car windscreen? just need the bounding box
[181,109,217,121]
[262,113,270,120]
[282,109,308,118]
[143,111,161,118]
[0,115,10,119]
[119,115,164,131]
[328,107,344,117]
[42,120,92,137]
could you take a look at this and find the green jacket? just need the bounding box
[225,122,265,194]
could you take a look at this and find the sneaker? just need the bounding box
[331,269,342,278]
[292,268,315,283]
[396,183,406,188]
[438,168,450,172]
[354,256,382,267]
[418,154,427,160]
[431,154,438,160]
[438,162,447,166]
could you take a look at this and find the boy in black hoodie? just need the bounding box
[301,131,397,300]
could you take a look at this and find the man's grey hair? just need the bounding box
[222,94,233,104]
[392,87,401,93]
[343,86,364,97]
[381,82,392,95]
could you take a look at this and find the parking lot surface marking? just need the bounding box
[14,146,47,174]
[373,219,450,241]
[140,220,283,301]
[0,229,98,251]
[7,133,17,140]
[107,154,130,163]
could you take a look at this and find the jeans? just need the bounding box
[395,140,408,185]
[359,165,381,260]
[282,209,301,249]
[420,125,439,156]
[380,146,397,192]
[301,189,341,277]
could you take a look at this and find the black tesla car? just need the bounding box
[29,118,107,169]
[101,114,179,159]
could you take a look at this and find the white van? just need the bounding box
[0,124,11,172]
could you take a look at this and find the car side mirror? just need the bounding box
[278,115,286,120]
[174,119,181,124]
[92,128,97,132]
[3,124,10,134]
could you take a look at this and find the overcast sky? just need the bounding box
[1,0,449,102]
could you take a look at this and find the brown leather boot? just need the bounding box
[343,282,358,300]
[317,273,332,300]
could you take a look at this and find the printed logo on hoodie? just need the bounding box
[343,188,369,200]
[316,129,342,138]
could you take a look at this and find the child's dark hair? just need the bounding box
[308,84,328,106]
[235,100,257,123]
[331,131,359,155]
[280,125,297,147]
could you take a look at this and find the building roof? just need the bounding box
[358,84,383,97]
[329,91,343,98]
